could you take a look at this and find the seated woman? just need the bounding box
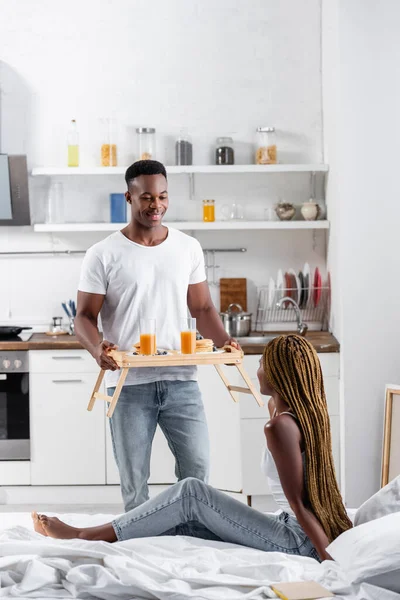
[32,334,352,562]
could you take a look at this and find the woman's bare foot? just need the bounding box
[31,511,48,536]
[34,514,81,540]
[31,512,117,542]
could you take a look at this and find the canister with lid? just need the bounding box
[255,127,277,164]
[215,137,234,165]
[137,127,156,160]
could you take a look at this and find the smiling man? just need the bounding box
[75,160,238,511]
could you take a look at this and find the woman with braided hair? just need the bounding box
[32,334,351,562]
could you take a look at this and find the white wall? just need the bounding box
[323,0,400,506]
[0,0,326,325]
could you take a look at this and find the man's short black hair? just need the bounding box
[125,160,167,187]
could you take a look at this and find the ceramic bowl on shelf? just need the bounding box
[301,201,321,221]
[275,202,295,221]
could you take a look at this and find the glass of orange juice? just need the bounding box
[139,318,156,355]
[181,317,196,354]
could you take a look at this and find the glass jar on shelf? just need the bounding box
[175,129,193,165]
[202,199,215,222]
[136,127,156,160]
[215,137,234,165]
[255,127,277,164]
[44,181,64,223]
[100,118,118,166]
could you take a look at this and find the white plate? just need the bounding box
[276,269,284,301]
[127,349,171,356]
[268,277,275,307]
[191,349,225,355]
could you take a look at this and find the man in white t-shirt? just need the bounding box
[76,160,238,511]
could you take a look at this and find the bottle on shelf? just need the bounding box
[202,199,215,222]
[67,119,79,167]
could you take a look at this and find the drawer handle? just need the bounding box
[52,379,83,383]
[52,356,83,360]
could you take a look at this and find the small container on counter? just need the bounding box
[175,130,193,165]
[202,199,215,222]
[48,317,66,336]
[100,118,118,166]
[110,193,127,223]
[255,127,277,164]
[136,127,156,160]
[215,137,234,165]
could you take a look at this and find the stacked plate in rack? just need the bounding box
[268,264,326,309]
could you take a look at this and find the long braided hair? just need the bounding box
[263,334,352,542]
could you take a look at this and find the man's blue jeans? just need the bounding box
[107,380,209,511]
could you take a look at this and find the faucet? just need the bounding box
[276,297,308,336]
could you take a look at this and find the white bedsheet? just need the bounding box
[0,512,397,600]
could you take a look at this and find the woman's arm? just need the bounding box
[265,417,332,561]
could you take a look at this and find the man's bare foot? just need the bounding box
[31,511,48,536]
[35,514,81,540]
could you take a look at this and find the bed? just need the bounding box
[0,510,398,599]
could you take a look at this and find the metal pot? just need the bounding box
[219,303,252,337]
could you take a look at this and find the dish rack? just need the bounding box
[255,287,330,332]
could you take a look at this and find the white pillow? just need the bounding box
[327,512,400,593]
[354,475,400,526]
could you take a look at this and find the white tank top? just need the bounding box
[260,411,306,516]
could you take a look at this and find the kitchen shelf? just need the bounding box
[33,220,329,233]
[31,164,328,176]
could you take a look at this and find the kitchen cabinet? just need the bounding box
[197,365,242,491]
[30,350,105,485]
[0,461,30,485]
[29,350,176,487]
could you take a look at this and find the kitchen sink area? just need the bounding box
[236,335,277,344]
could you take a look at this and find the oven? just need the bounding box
[0,350,30,459]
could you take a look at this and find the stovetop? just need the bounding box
[0,332,33,343]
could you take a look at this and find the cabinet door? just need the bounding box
[105,419,176,485]
[30,372,105,485]
[240,419,270,496]
[198,365,242,491]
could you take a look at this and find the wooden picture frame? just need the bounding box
[381,386,400,487]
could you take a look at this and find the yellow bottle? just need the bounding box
[203,199,215,222]
[67,119,79,167]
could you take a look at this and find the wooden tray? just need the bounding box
[88,346,264,418]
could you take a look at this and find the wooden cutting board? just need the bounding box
[220,278,247,312]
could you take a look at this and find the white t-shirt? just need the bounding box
[78,228,206,388]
